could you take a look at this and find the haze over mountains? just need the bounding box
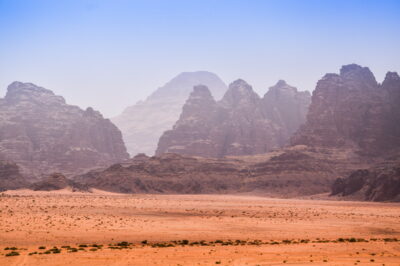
[74,64,400,201]
[112,71,227,156]
[0,64,399,201]
[156,79,310,157]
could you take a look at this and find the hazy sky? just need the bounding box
[1,0,400,117]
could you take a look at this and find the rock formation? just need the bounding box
[75,146,365,196]
[291,64,400,156]
[0,160,28,191]
[0,82,129,179]
[331,161,400,201]
[156,79,310,157]
[112,71,227,156]
[30,173,88,192]
[262,80,311,142]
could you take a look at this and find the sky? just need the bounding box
[1,0,399,117]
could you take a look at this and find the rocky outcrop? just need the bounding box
[0,82,129,179]
[331,161,400,201]
[156,79,310,157]
[112,71,227,156]
[30,173,88,192]
[291,64,400,155]
[0,160,28,191]
[75,145,365,196]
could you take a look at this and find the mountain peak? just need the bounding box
[221,79,259,106]
[275,80,287,87]
[339,64,377,88]
[149,71,227,101]
[384,71,400,82]
[5,81,66,104]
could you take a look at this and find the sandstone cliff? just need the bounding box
[112,71,227,156]
[0,82,129,179]
[0,160,28,191]
[291,64,400,156]
[156,79,310,157]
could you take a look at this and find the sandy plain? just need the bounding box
[0,189,399,265]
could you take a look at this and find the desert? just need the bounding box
[1,190,399,265]
[1,1,400,265]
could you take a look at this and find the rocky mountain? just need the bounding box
[112,71,228,156]
[0,82,129,179]
[156,79,310,157]
[286,64,400,201]
[262,80,311,141]
[291,64,400,156]
[0,160,28,191]
[73,64,400,201]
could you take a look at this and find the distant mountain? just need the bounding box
[111,71,227,156]
[156,79,310,157]
[292,64,400,155]
[74,64,400,201]
[0,82,129,179]
[288,64,400,201]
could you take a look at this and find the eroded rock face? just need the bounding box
[0,82,129,178]
[262,80,311,144]
[331,162,400,201]
[156,79,310,157]
[0,160,27,191]
[291,64,400,155]
[111,71,228,156]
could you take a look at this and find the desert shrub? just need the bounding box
[79,244,88,248]
[116,241,129,247]
[5,251,19,257]
[141,240,148,245]
[38,246,46,250]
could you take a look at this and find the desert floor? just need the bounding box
[0,190,399,265]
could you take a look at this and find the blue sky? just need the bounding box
[1,0,399,117]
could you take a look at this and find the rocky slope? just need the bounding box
[0,82,129,179]
[0,160,28,191]
[156,79,310,157]
[75,145,367,197]
[112,71,227,156]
